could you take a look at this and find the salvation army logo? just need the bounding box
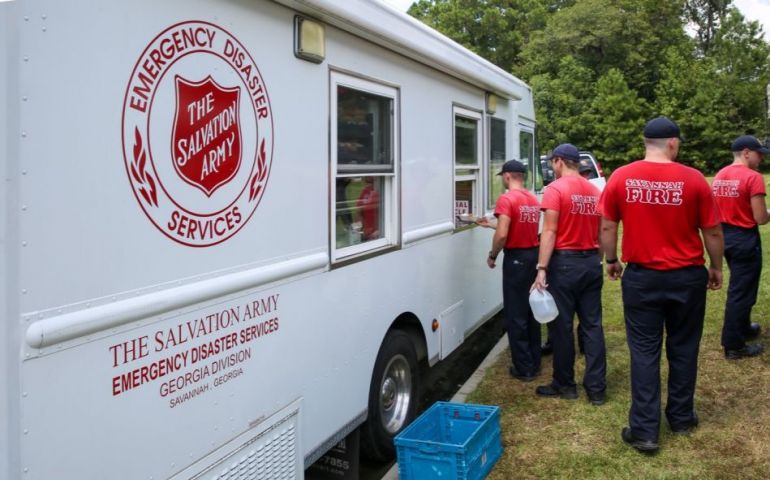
[121,21,273,247]
[172,76,242,196]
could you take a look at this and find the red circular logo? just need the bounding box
[122,21,273,247]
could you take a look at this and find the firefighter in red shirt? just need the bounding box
[531,144,607,406]
[599,117,723,454]
[713,135,770,359]
[485,160,542,381]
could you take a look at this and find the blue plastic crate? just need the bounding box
[394,402,503,480]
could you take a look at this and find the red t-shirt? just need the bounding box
[357,185,380,239]
[494,188,540,249]
[598,160,720,270]
[712,164,766,229]
[540,176,600,250]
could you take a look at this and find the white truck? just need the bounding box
[540,151,607,191]
[0,1,537,478]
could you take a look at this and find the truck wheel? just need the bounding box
[360,329,420,461]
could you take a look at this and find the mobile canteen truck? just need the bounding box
[0,1,537,478]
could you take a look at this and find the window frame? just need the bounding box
[518,126,536,192]
[330,71,400,264]
[487,116,507,212]
[452,106,483,230]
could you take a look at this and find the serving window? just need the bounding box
[454,107,482,227]
[331,73,399,262]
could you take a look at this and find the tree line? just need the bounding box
[408,0,770,173]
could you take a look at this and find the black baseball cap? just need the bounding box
[643,116,683,140]
[578,160,593,173]
[547,143,580,162]
[497,159,527,175]
[730,135,770,154]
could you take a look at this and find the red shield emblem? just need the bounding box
[171,76,242,196]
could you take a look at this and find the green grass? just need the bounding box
[467,175,770,479]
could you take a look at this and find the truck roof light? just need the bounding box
[294,16,325,64]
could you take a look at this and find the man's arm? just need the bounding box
[476,216,497,229]
[701,224,724,290]
[600,217,623,280]
[487,215,511,269]
[751,195,770,225]
[531,209,558,290]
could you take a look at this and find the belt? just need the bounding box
[626,263,702,272]
[552,249,598,256]
[504,246,538,253]
[722,223,759,234]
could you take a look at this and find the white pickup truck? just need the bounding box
[540,151,607,191]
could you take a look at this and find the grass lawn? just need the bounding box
[467,176,770,479]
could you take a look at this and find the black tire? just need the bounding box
[360,329,420,461]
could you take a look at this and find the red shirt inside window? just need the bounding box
[357,182,380,240]
[540,176,600,250]
[599,161,720,270]
[712,163,766,229]
[494,188,540,249]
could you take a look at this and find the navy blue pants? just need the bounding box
[546,252,606,393]
[622,264,707,441]
[545,315,586,352]
[721,224,762,350]
[502,248,541,376]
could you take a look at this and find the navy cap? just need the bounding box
[643,116,683,139]
[497,159,527,175]
[731,135,770,154]
[547,143,580,162]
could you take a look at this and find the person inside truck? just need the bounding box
[357,176,381,241]
[579,161,595,180]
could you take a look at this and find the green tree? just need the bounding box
[655,8,770,172]
[585,69,647,172]
[655,49,735,170]
[521,0,688,100]
[708,8,770,126]
[685,0,731,54]
[530,56,596,151]
[408,0,550,74]
[408,0,770,174]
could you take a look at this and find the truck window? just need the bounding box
[519,129,535,190]
[578,157,599,179]
[488,118,506,210]
[454,107,482,226]
[332,73,398,261]
[539,155,554,188]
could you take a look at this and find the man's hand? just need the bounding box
[531,269,548,292]
[606,262,623,280]
[701,225,723,290]
[487,256,496,269]
[708,267,723,290]
[476,216,492,228]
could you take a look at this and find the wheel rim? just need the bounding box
[379,354,412,435]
